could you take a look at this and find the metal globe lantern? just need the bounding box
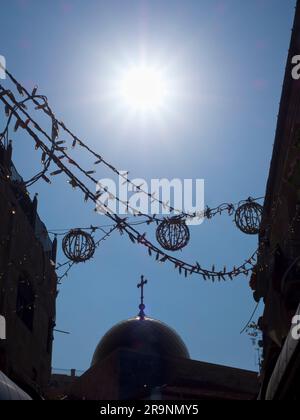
[234,201,263,235]
[156,217,190,251]
[62,229,96,263]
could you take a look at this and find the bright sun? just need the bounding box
[120,65,168,111]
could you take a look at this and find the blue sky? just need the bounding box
[0,0,296,372]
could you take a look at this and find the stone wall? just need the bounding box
[0,143,57,396]
[253,0,300,398]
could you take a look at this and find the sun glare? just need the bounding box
[120,65,168,111]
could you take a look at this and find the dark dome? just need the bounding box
[91,317,190,366]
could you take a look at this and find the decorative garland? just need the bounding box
[0,70,261,281]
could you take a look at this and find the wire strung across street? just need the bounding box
[55,225,119,283]
[0,68,260,281]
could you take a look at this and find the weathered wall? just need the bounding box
[253,0,300,398]
[0,145,57,396]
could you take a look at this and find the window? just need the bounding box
[47,318,55,353]
[16,274,35,331]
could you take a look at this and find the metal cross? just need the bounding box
[137,275,148,319]
[137,275,148,306]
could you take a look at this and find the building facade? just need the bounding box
[0,142,57,397]
[251,0,300,400]
[47,315,258,401]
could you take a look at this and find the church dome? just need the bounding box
[91,317,190,366]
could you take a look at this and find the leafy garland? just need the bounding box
[0,69,260,281]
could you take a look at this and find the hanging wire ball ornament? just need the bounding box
[156,216,190,251]
[234,199,263,235]
[62,229,96,263]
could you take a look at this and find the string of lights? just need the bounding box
[1,67,264,222]
[56,261,76,284]
[0,91,55,187]
[46,195,264,236]
[0,85,162,223]
[0,83,264,230]
[0,70,259,281]
[55,225,119,282]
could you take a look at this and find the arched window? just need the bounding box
[16,274,35,331]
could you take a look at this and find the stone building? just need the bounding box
[48,281,258,401]
[66,316,258,401]
[0,141,57,398]
[251,0,300,400]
